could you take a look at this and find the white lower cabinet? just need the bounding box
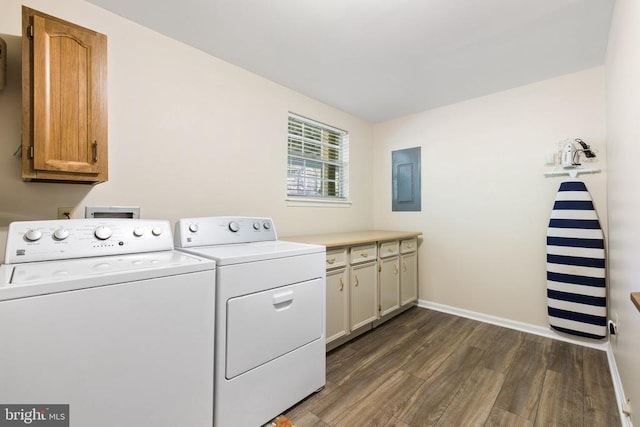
[325,267,349,343]
[400,251,418,305]
[317,233,419,350]
[378,240,400,318]
[349,260,378,330]
[325,247,348,345]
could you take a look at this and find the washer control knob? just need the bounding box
[188,224,199,233]
[25,229,42,242]
[151,227,162,237]
[53,228,70,241]
[228,221,240,232]
[253,222,261,230]
[133,228,144,237]
[94,226,112,240]
[263,221,271,230]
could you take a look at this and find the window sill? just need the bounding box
[286,197,352,208]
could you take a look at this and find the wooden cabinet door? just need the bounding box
[350,261,377,330]
[400,252,418,305]
[379,256,400,316]
[22,7,108,183]
[326,267,349,345]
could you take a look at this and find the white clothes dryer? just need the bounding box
[175,216,326,427]
[0,219,216,427]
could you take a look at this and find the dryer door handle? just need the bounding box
[272,291,294,309]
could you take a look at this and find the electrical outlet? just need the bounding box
[57,207,74,219]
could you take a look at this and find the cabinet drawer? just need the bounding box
[350,244,377,264]
[379,241,399,258]
[400,238,418,254]
[325,248,347,269]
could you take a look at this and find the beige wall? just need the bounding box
[606,0,640,424]
[373,68,607,328]
[0,0,375,261]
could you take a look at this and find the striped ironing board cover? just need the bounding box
[546,179,607,340]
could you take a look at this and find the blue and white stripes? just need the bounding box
[546,180,607,340]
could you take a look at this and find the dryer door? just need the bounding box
[225,278,323,379]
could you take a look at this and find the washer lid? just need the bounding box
[179,240,324,266]
[0,251,216,301]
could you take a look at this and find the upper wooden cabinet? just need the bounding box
[22,7,108,184]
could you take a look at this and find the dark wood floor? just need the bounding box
[284,307,620,427]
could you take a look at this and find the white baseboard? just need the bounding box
[417,299,631,426]
[606,344,634,427]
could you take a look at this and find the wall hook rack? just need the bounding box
[543,168,601,178]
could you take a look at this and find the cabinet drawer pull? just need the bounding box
[387,248,393,253]
[360,252,369,258]
[339,277,344,291]
[327,257,336,264]
[354,275,359,287]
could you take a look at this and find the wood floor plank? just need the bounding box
[548,339,583,378]
[493,339,550,420]
[396,345,487,425]
[383,305,443,332]
[298,367,398,424]
[534,369,584,427]
[583,348,621,425]
[406,316,481,381]
[484,407,533,427]
[332,371,423,427]
[283,407,330,427]
[308,329,427,423]
[435,366,504,426]
[336,329,422,386]
[284,308,619,427]
[325,345,360,385]
[470,323,526,373]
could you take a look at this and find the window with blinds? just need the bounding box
[287,113,349,200]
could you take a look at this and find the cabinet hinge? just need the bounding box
[29,145,34,159]
[27,24,34,39]
[378,263,382,272]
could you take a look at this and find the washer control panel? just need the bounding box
[4,219,174,264]
[175,216,276,248]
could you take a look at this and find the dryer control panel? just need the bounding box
[175,216,277,248]
[4,219,174,263]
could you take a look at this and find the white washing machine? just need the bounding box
[175,216,326,427]
[0,219,216,427]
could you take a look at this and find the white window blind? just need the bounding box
[287,113,349,200]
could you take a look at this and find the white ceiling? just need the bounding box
[86,0,615,122]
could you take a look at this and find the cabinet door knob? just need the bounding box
[339,277,344,291]
[354,275,359,287]
[403,261,407,272]
[394,263,399,274]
